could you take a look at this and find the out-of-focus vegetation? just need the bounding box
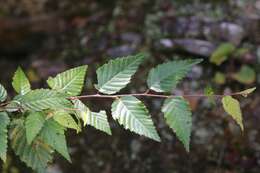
[0,0,260,173]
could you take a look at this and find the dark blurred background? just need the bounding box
[0,0,260,173]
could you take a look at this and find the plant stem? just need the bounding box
[69,92,241,100]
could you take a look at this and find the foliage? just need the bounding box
[0,53,256,172]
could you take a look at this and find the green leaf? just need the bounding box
[40,119,71,162]
[10,120,53,172]
[47,65,88,96]
[210,43,236,65]
[147,59,202,92]
[25,112,45,145]
[53,110,81,132]
[73,99,90,126]
[237,87,256,97]
[204,85,216,105]
[15,89,73,111]
[111,96,160,142]
[12,67,31,95]
[213,72,226,85]
[95,53,146,94]
[0,84,7,102]
[162,97,192,152]
[222,96,243,131]
[73,100,111,135]
[0,112,10,162]
[232,65,256,84]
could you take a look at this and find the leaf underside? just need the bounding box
[147,59,203,92]
[162,97,192,152]
[95,53,146,94]
[111,96,160,142]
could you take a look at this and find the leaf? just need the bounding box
[232,65,256,84]
[0,112,10,162]
[162,97,192,152]
[12,67,31,95]
[15,89,73,111]
[40,119,71,162]
[53,110,81,132]
[222,96,243,131]
[147,59,202,92]
[25,112,45,145]
[237,87,256,97]
[0,84,7,102]
[73,100,111,135]
[47,65,88,96]
[111,96,160,142]
[10,120,53,172]
[210,43,236,65]
[204,85,216,105]
[95,53,146,94]
[72,99,90,126]
[214,72,226,84]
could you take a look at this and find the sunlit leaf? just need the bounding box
[12,67,31,95]
[0,84,7,102]
[222,96,243,131]
[147,59,202,92]
[237,87,256,97]
[95,53,146,94]
[47,65,88,96]
[112,96,160,141]
[162,97,192,152]
[73,99,111,135]
[53,110,81,132]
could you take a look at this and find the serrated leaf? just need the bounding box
[0,112,10,162]
[40,119,71,162]
[147,59,202,92]
[237,87,256,97]
[222,96,243,131]
[10,120,53,172]
[95,53,146,94]
[0,84,7,102]
[53,110,81,132]
[15,89,73,111]
[47,65,88,96]
[25,112,45,145]
[12,67,31,95]
[162,97,192,152]
[73,99,90,126]
[73,99,111,135]
[232,65,256,84]
[111,96,160,142]
[210,43,235,65]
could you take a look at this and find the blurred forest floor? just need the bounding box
[0,0,260,173]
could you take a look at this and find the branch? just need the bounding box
[69,91,242,100]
